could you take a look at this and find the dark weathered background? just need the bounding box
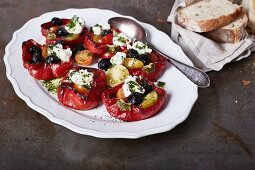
[0,0,255,169]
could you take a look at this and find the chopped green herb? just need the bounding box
[157,81,166,88]
[143,63,155,73]
[67,15,78,29]
[107,45,119,53]
[41,78,62,94]
[47,31,56,40]
[116,100,131,111]
[69,70,75,77]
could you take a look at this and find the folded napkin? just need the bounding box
[167,0,255,72]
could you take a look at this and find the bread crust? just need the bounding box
[177,4,242,32]
[203,13,248,43]
[247,0,255,34]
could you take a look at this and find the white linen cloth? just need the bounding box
[167,0,255,72]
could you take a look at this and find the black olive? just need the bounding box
[138,54,150,65]
[31,53,43,63]
[127,49,139,58]
[101,29,112,36]
[98,59,112,71]
[56,27,69,36]
[51,17,62,26]
[29,46,41,55]
[89,27,93,33]
[140,81,153,94]
[45,55,61,64]
[72,44,86,57]
[55,40,65,45]
[127,92,143,106]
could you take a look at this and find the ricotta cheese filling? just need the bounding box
[47,44,72,62]
[127,41,152,54]
[113,32,131,47]
[92,23,111,35]
[110,52,126,65]
[65,15,86,34]
[69,69,94,88]
[122,76,145,97]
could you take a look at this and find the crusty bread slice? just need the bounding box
[184,0,237,6]
[247,0,255,34]
[203,12,248,43]
[241,0,255,34]
[184,0,202,6]
[177,0,242,32]
[241,0,249,12]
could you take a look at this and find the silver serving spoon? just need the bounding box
[108,17,210,88]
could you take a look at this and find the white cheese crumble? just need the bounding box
[69,69,94,88]
[48,44,72,62]
[122,76,145,97]
[92,23,111,35]
[110,52,126,65]
[113,32,131,47]
[128,41,152,54]
[65,16,85,34]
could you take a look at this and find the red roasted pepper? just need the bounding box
[128,51,167,81]
[102,80,167,122]
[84,31,113,57]
[58,67,107,110]
[22,39,73,80]
[41,19,87,48]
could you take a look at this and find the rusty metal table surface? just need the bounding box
[0,0,255,169]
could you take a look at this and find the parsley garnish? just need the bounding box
[157,81,166,88]
[41,78,62,94]
[67,15,78,29]
[117,100,131,111]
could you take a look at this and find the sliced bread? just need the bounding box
[184,0,237,6]
[203,12,248,43]
[247,0,255,34]
[177,0,242,32]
[184,0,238,6]
[184,0,202,6]
[241,0,249,12]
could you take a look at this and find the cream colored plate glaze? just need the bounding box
[4,8,198,138]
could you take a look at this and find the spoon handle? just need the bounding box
[147,42,210,88]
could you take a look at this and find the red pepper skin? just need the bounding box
[98,33,113,45]
[84,33,113,57]
[83,34,107,56]
[128,51,167,81]
[22,39,73,80]
[41,19,88,48]
[102,80,167,122]
[100,52,115,59]
[58,67,107,110]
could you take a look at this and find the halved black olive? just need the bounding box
[45,55,61,64]
[55,40,65,45]
[89,27,93,33]
[98,59,112,71]
[29,46,41,55]
[72,44,85,57]
[140,81,153,94]
[51,17,62,26]
[31,53,43,63]
[127,49,139,58]
[101,29,112,36]
[56,27,69,36]
[138,54,150,65]
[127,92,143,106]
